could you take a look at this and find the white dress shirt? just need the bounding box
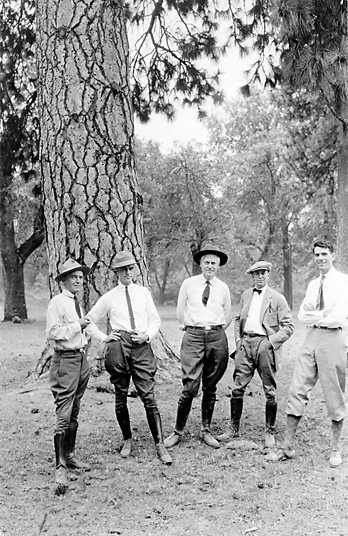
[87,283,161,342]
[298,267,348,328]
[244,286,267,335]
[176,274,231,327]
[47,289,91,350]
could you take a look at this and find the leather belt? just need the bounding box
[243,332,266,338]
[55,348,85,355]
[185,325,223,331]
[312,326,342,331]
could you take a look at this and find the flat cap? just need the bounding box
[246,260,272,274]
[112,250,137,271]
[193,244,228,266]
[56,258,89,281]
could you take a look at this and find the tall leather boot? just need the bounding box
[217,396,243,442]
[164,395,193,448]
[200,393,219,448]
[64,423,90,471]
[54,432,68,495]
[146,408,172,465]
[265,401,277,448]
[115,393,133,458]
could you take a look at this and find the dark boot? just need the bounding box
[64,423,90,471]
[146,409,172,465]
[175,395,193,432]
[200,392,220,448]
[217,396,243,442]
[265,401,277,448]
[54,432,68,495]
[164,396,193,448]
[201,392,216,431]
[115,393,132,440]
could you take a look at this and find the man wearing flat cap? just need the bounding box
[87,250,172,465]
[218,260,294,448]
[164,245,232,449]
[47,258,101,495]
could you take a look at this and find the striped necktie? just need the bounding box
[202,280,211,306]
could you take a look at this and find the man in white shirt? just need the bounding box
[47,258,98,495]
[87,250,172,466]
[267,239,348,467]
[218,260,293,449]
[164,245,232,449]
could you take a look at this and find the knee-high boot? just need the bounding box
[64,422,90,471]
[145,408,172,465]
[54,432,68,495]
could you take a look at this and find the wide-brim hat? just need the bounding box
[246,260,272,274]
[193,245,228,266]
[55,258,90,281]
[112,250,137,271]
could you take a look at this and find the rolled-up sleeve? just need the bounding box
[46,301,81,342]
[145,289,161,341]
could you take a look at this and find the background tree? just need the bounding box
[0,0,44,321]
[137,139,232,303]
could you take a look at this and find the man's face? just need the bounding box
[63,270,84,295]
[117,264,135,286]
[200,254,220,280]
[313,246,334,274]
[251,269,269,289]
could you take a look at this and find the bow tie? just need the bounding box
[253,288,262,295]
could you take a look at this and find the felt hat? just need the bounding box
[112,250,137,271]
[193,244,228,266]
[55,258,89,281]
[246,260,272,274]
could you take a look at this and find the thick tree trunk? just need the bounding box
[1,231,27,321]
[36,0,146,305]
[336,108,348,270]
[281,217,293,309]
[36,0,179,375]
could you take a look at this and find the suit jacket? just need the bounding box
[234,286,294,364]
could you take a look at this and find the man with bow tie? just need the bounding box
[164,245,232,449]
[267,239,348,467]
[218,260,294,449]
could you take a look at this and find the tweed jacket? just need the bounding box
[234,286,294,360]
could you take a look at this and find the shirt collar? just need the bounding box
[318,267,336,280]
[252,285,268,294]
[62,288,75,299]
[200,274,216,285]
[117,282,135,288]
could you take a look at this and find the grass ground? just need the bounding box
[0,296,347,536]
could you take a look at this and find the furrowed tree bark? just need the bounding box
[36,0,178,374]
[336,100,348,270]
[37,0,146,301]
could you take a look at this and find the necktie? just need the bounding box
[74,295,82,318]
[125,285,136,330]
[202,280,211,306]
[253,288,262,295]
[316,276,325,310]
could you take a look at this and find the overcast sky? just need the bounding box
[135,47,250,149]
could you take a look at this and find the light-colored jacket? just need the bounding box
[234,286,294,366]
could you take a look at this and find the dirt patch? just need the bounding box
[0,305,348,536]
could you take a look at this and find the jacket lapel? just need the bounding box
[259,287,272,321]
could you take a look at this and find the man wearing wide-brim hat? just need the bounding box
[164,244,232,449]
[217,260,294,449]
[47,258,99,495]
[87,250,172,465]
